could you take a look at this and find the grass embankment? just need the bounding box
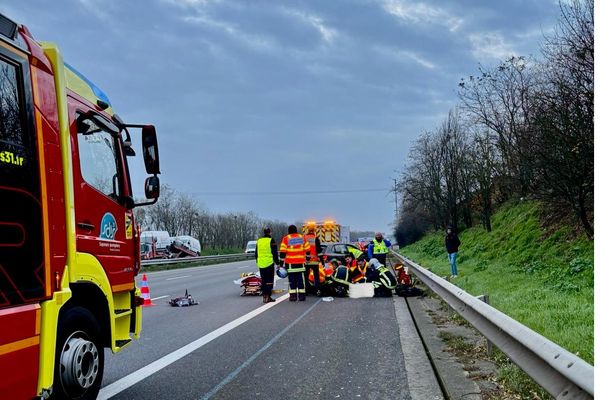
[202,247,244,256]
[401,201,593,364]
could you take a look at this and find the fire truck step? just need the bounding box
[115,339,132,348]
[114,309,133,317]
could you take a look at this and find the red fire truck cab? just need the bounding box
[0,13,161,399]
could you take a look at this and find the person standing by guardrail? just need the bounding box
[255,227,279,303]
[279,225,311,301]
[445,226,461,278]
[367,232,391,266]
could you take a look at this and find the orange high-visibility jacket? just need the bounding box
[309,263,327,284]
[280,233,310,264]
[349,261,368,283]
[305,233,319,262]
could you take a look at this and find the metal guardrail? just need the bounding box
[141,253,252,266]
[390,250,594,400]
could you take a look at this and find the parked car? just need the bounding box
[245,240,257,254]
[320,243,364,265]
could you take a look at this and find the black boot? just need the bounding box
[290,293,297,302]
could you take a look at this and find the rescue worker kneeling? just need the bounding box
[368,258,398,297]
[308,262,334,296]
[279,225,310,301]
[346,254,368,283]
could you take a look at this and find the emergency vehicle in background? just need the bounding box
[301,220,350,243]
[0,14,161,399]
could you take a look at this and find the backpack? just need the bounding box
[395,284,424,297]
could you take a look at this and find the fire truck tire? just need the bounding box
[52,306,104,400]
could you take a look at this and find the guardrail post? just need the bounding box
[476,294,493,357]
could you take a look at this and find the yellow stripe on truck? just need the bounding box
[0,336,40,356]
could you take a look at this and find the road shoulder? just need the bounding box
[394,296,444,400]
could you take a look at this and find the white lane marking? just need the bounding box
[201,299,321,399]
[151,295,169,301]
[97,293,290,400]
[165,275,192,281]
[237,265,254,269]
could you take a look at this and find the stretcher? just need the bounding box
[234,272,262,296]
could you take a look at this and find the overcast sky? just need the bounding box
[3,0,560,233]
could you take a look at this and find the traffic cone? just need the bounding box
[140,274,155,307]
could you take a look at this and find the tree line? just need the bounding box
[394,0,593,246]
[134,185,289,250]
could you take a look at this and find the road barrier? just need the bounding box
[390,250,594,400]
[141,253,253,267]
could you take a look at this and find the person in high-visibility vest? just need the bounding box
[255,227,280,303]
[279,225,310,301]
[348,245,364,261]
[304,225,323,294]
[367,232,391,266]
[347,255,368,283]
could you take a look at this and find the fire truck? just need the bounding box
[301,220,350,243]
[0,14,161,399]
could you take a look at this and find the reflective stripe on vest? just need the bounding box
[350,264,367,283]
[285,263,305,273]
[280,233,309,264]
[305,233,319,262]
[372,239,389,254]
[309,264,327,284]
[256,237,274,268]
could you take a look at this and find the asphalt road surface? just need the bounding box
[98,260,438,400]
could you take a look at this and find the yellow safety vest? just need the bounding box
[348,247,363,259]
[372,239,389,254]
[256,237,274,268]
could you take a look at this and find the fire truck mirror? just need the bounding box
[142,125,160,174]
[144,175,160,199]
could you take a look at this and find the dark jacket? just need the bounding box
[445,232,460,254]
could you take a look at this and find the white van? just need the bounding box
[173,235,201,255]
[140,230,172,250]
[245,240,257,254]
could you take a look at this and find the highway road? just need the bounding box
[98,260,442,400]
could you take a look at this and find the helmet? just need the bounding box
[276,267,288,278]
[368,258,382,270]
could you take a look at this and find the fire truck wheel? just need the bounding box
[53,306,104,400]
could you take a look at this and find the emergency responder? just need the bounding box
[348,255,368,283]
[367,232,391,266]
[304,225,323,295]
[348,245,364,260]
[255,227,279,303]
[279,225,310,301]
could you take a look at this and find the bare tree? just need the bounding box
[471,130,498,232]
[528,0,594,237]
[458,56,537,198]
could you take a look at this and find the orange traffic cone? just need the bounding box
[140,274,155,307]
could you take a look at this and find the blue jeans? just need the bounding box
[448,252,458,276]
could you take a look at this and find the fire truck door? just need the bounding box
[0,40,45,399]
[72,109,134,290]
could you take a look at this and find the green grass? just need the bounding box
[201,247,244,255]
[401,200,594,364]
